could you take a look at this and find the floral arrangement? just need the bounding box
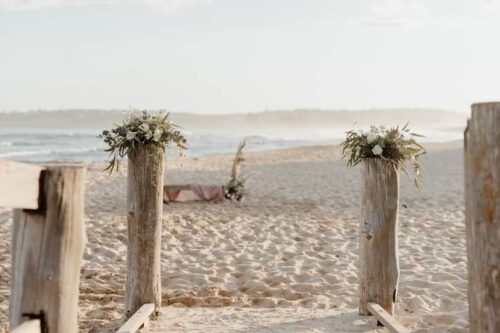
[340,124,425,186]
[99,110,187,173]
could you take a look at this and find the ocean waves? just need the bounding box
[0,127,463,163]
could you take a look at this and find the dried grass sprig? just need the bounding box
[225,137,249,201]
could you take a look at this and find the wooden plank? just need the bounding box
[465,102,500,333]
[126,146,164,317]
[10,319,41,333]
[359,159,400,315]
[367,303,410,333]
[9,165,86,333]
[117,303,155,333]
[0,159,44,209]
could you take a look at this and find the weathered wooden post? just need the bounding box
[9,164,86,333]
[464,102,500,333]
[125,145,164,317]
[359,159,400,315]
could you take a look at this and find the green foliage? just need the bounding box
[98,110,187,173]
[340,124,425,187]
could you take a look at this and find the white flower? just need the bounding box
[372,145,383,156]
[126,131,137,141]
[145,131,153,140]
[153,129,162,141]
[139,123,150,133]
[366,133,377,143]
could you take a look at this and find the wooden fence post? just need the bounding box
[359,159,400,315]
[464,102,500,333]
[125,145,164,317]
[9,165,86,333]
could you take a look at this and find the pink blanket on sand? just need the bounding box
[189,184,226,203]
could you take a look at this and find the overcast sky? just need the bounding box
[0,0,499,113]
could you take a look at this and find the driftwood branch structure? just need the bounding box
[464,102,500,333]
[359,159,400,315]
[9,164,86,333]
[126,145,165,317]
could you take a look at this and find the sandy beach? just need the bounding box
[0,142,467,332]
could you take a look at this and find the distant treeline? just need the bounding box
[0,108,467,130]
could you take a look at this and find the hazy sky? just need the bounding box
[0,0,499,113]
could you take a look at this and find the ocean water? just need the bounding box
[0,128,463,163]
[0,128,338,162]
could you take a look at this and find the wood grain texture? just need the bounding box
[367,303,410,333]
[464,102,500,333]
[0,159,44,209]
[117,303,155,333]
[9,165,86,333]
[359,159,400,315]
[125,145,164,317]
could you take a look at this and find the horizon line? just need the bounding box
[0,107,466,116]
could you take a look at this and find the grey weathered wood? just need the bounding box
[359,159,400,315]
[367,303,410,333]
[117,303,155,333]
[464,102,500,333]
[0,159,44,209]
[10,319,41,333]
[9,165,86,333]
[126,145,164,317]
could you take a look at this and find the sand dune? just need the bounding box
[0,142,467,332]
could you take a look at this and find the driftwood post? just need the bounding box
[126,145,164,317]
[464,102,500,333]
[359,159,400,315]
[9,165,86,333]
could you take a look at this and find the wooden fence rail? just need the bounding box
[1,160,86,333]
[0,160,44,209]
[9,319,41,333]
[117,303,155,333]
[367,303,409,333]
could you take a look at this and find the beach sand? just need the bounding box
[0,142,467,332]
